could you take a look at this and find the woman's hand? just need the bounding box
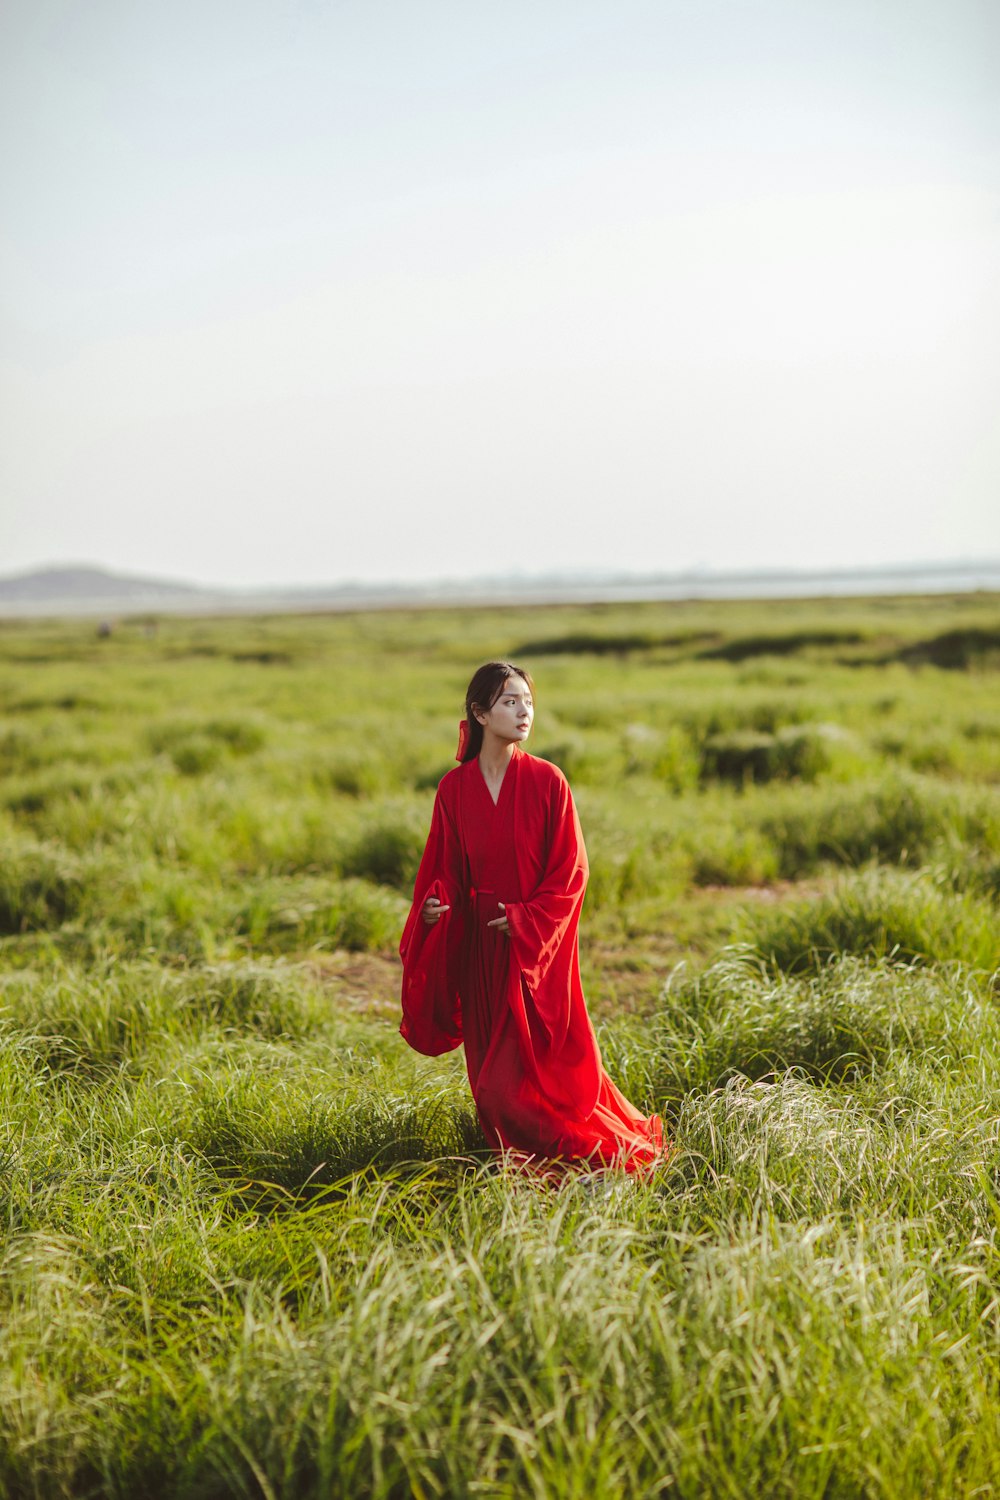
[487,902,509,936]
[421,897,450,927]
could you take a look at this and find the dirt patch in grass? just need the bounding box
[305,949,402,1020]
[698,879,828,904]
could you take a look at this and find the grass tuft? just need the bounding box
[0,836,86,933]
[743,868,1000,974]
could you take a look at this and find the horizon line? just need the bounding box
[3,554,1000,596]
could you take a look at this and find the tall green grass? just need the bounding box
[3,1141,1000,1496]
[1,596,999,1496]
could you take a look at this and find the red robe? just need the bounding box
[399,745,665,1173]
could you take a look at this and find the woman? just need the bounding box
[399,660,665,1175]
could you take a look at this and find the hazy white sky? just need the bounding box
[2,0,998,587]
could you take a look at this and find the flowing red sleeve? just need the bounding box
[503,769,591,1057]
[398,782,466,1056]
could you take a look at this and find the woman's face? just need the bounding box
[475,674,534,746]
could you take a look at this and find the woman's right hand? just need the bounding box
[421,898,450,926]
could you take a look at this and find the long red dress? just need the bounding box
[399,745,665,1174]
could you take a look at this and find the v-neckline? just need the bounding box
[477,746,519,808]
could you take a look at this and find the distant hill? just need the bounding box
[0,565,222,614]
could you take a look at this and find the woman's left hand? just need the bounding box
[487,902,509,936]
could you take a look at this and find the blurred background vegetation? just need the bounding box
[2,593,998,989]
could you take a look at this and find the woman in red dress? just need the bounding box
[399,661,665,1175]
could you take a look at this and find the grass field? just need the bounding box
[0,592,999,1498]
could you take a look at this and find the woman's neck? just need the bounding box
[478,736,516,779]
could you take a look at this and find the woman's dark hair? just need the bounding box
[461,661,534,763]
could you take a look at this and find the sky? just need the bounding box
[1,0,998,589]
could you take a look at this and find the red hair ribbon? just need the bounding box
[455,719,470,761]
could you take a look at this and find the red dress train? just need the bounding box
[399,746,665,1174]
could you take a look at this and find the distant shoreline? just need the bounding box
[1,560,998,619]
